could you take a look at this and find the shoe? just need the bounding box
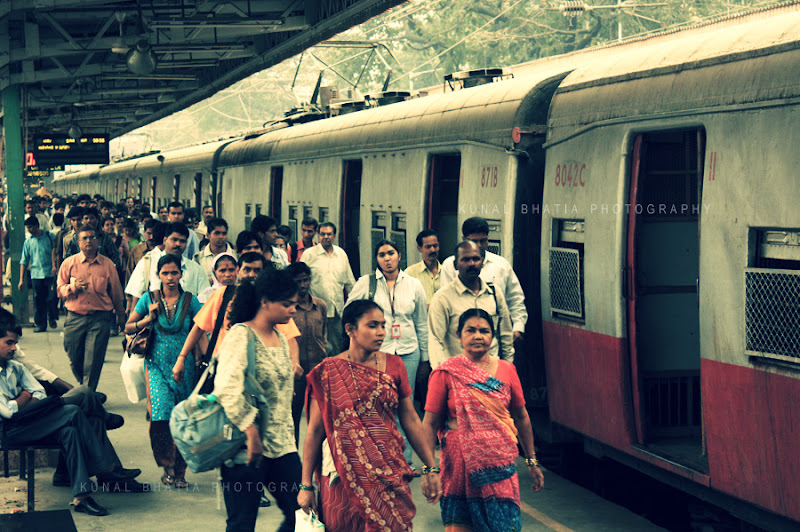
[95,391,107,404]
[105,413,124,430]
[100,480,149,493]
[259,494,271,507]
[50,319,58,329]
[72,496,108,516]
[174,477,189,489]
[161,473,175,486]
[97,468,141,482]
[34,327,46,333]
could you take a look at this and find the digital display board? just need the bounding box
[32,134,109,165]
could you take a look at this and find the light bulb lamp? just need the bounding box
[126,40,157,75]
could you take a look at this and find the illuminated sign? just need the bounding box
[25,166,62,178]
[32,134,109,165]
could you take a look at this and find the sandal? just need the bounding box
[161,473,176,486]
[174,477,189,489]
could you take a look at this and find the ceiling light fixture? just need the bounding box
[127,39,158,75]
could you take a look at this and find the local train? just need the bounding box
[52,6,800,529]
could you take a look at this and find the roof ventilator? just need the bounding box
[444,68,512,91]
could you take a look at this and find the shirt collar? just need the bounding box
[375,269,407,282]
[79,252,101,264]
[453,275,487,296]
[296,295,318,311]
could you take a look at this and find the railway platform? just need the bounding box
[0,314,665,531]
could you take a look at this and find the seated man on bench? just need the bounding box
[0,310,125,516]
[13,346,147,493]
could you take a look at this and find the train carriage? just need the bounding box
[541,10,800,527]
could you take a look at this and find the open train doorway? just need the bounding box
[626,129,707,473]
[427,153,461,255]
[342,159,362,277]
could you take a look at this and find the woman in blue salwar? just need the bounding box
[126,253,204,488]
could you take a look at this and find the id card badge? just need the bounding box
[391,324,401,339]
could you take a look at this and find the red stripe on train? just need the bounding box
[543,321,800,521]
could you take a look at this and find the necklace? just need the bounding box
[472,356,493,373]
[346,351,379,370]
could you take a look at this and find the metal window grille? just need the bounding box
[550,247,584,318]
[745,268,800,363]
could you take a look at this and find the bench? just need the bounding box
[2,440,61,512]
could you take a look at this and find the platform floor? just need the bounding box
[1,315,665,531]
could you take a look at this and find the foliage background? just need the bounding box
[113,0,783,156]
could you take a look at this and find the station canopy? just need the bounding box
[1,0,403,139]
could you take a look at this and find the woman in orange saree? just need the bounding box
[298,300,441,531]
[423,309,544,532]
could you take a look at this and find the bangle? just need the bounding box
[421,465,441,475]
[298,483,315,492]
[525,456,540,467]
[178,353,187,359]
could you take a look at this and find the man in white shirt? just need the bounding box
[125,222,209,311]
[195,205,215,238]
[167,201,201,260]
[251,215,289,268]
[440,217,528,343]
[300,222,355,355]
[193,217,237,282]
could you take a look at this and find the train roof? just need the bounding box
[217,61,582,167]
[547,6,800,145]
[55,138,236,183]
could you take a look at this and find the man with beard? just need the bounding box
[405,229,442,304]
[427,240,514,369]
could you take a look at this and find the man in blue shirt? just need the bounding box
[0,311,112,516]
[20,216,58,332]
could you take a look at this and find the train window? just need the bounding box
[371,211,388,271]
[318,207,329,223]
[255,204,263,217]
[194,172,203,213]
[638,130,702,221]
[391,213,408,271]
[745,228,800,366]
[303,206,313,221]
[244,203,252,231]
[173,174,181,202]
[486,219,502,255]
[549,219,585,321]
[288,205,298,243]
[270,167,283,221]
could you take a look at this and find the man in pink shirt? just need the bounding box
[57,225,126,391]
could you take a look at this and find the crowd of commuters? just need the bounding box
[2,189,543,531]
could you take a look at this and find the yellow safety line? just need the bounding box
[519,500,576,532]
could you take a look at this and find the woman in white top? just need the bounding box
[213,268,301,532]
[345,239,429,473]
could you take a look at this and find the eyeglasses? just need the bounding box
[79,236,97,241]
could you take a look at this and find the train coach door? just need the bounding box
[626,129,706,471]
[342,160,362,277]
[427,153,461,255]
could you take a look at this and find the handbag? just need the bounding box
[124,291,161,357]
[120,350,147,403]
[170,325,268,474]
[294,509,325,531]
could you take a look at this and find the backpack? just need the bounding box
[169,325,268,473]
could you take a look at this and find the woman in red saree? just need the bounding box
[422,308,544,532]
[298,300,441,531]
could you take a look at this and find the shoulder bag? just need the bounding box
[170,325,268,474]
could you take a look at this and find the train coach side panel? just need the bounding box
[541,123,634,450]
[699,107,800,522]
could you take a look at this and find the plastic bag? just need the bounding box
[120,352,147,403]
[294,509,325,531]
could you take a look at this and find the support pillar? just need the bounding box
[2,84,29,323]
